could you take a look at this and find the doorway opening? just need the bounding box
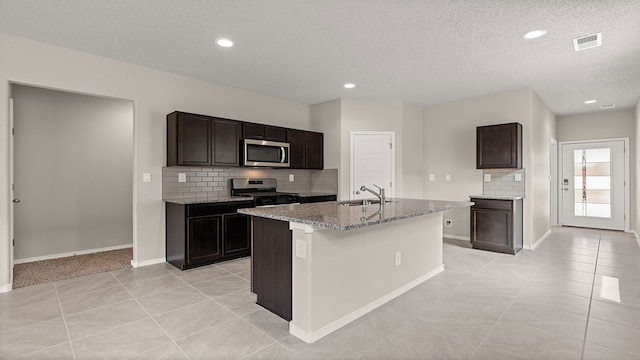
[559,138,628,231]
[350,131,395,200]
[10,84,134,288]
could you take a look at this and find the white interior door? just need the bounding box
[560,139,626,230]
[350,132,395,200]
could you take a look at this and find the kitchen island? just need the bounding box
[239,198,473,343]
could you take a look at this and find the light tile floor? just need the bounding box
[1,227,640,359]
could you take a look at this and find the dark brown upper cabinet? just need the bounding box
[286,129,324,169]
[167,112,211,166]
[212,118,241,166]
[168,111,322,169]
[305,131,324,169]
[243,123,287,142]
[476,122,522,169]
[167,112,240,167]
[287,129,306,168]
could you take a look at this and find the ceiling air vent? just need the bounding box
[600,104,615,110]
[573,32,602,51]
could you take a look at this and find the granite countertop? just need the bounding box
[238,198,473,231]
[164,196,253,204]
[297,192,337,197]
[470,195,525,200]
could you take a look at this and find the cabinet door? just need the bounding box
[470,207,513,253]
[187,215,222,265]
[242,123,265,139]
[287,129,306,169]
[305,132,324,169]
[174,113,211,166]
[223,213,250,256]
[476,123,522,169]
[265,126,287,142]
[212,118,241,166]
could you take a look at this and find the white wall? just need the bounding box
[529,90,557,244]
[557,109,636,232]
[12,85,133,260]
[310,99,341,169]
[423,88,532,240]
[401,102,424,198]
[0,33,310,290]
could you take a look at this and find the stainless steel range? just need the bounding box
[230,178,300,207]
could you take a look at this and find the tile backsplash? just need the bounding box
[162,167,338,200]
[483,169,525,197]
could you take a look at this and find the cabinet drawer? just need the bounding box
[470,198,512,210]
[186,201,254,217]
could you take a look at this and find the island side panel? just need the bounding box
[290,212,444,343]
[251,216,292,320]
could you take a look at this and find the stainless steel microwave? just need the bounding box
[242,139,290,167]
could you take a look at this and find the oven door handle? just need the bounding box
[280,147,286,163]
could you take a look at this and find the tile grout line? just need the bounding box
[469,236,561,358]
[110,270,195,360]
[162,263,283,351]
[579,234,602,360]
[53,282,78,360]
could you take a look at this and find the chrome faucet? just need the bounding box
[359,184,385,204]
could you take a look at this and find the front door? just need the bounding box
[560,139,627,230]
[350,132,395,200]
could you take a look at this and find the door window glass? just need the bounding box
[573,148,611,218]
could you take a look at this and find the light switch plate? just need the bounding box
[178,173,187,183]
[429,174,435,181]
[515,173,522,182]
[289,174,295,182]
[142,173,152,183]
[445,174,451,181]
[484,174,491,182]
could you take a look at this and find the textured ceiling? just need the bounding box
[1,0,639,115]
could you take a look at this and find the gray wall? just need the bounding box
[637,100,640,234]
[423,88,556,247]
[13,85,133,260]
[557,109,636,233]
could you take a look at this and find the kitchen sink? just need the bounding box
[337,200,393,206]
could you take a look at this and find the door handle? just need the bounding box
[563,188,569,191]
[13,198,20,203]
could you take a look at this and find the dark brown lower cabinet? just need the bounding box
[166,200,253,270]
[251,216,292,321]
[470,197,523,255]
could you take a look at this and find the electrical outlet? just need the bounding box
[445,174,451,181]
[394,252,402,267]
[515,173,522,182]
[429,174,435,181]
[295,239,307,259]
[484,174,491,182]
[289,174,295,182]
[444,219,453,227]
[178,173,187,183]
[142,173,152,183]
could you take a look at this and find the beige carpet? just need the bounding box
[13,248,133,289]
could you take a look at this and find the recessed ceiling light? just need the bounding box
[584,100,597,104]
[523,30,547,40]
[344,83,356,89]
[216,38,234,48]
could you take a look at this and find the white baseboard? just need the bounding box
[289,264,445,344]
[443,234,470,241]
[131,257,165,268]
[14,244,133,264]
[0,283,13,293]
[528,229,552,250]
